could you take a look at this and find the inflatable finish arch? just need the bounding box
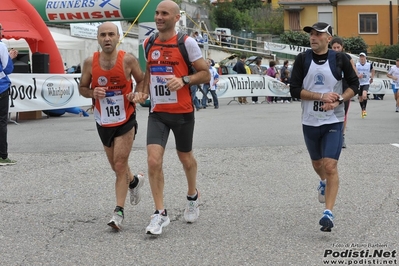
[27,0,161,70]
[28,0,156,23]
[1,0,65,73]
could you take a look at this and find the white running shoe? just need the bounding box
[184,194,200,223]
[146,211,170,235]
[129,174,144,205]
[107,211,124,230]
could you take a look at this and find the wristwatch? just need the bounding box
[182,76,191,85]
[337,95,344,105]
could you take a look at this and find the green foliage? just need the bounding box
[383,44,399,60]
[232,0,262,10]
[250,6,284,35]
[279,31,310,47]
[212,3,243,31]
[342,36,368,54]
[278,32,369,54]
[370,42,387,58]
[211,1,282,34]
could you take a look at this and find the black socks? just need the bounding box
[114,206,124,217]
[129,175,139,189]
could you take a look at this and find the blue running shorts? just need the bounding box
[302,122,343,161]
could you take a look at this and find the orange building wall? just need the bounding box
[336,5,398,47]
[299,6,319,29]
[284,6,320,31]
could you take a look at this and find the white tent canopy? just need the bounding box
[2,31,86,71]
[1,31,85,51]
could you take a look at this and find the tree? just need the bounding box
[370,43,386,58]
[279,31,310,47]
[343,36,368,54]
[382,44,399,60]
[249,6,284,35]
[212,3,243,31]
[232,0,262,10]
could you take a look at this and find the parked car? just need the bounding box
[215,54,270,75]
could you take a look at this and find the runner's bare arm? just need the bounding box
[190,58,211,85]
[132,63,150,103]
[79,57,94,99]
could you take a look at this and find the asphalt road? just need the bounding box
[1,97,398,266]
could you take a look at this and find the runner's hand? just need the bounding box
[166,77,184,92]
[132,92,148,104]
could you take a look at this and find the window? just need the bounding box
[359,13,378,34]
[289,11,300,31]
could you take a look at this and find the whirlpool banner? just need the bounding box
[8,73,394,112]
[211,75,393,99]
[9,73,91,112]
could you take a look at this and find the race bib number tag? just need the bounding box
[99,93,126,125]
[150,66,177,104]
[310,100,333,120]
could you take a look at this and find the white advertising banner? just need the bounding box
[214,74,290,98]
[200,75,393,99]
[70,21,123,41]
[8,73,92,112]
[263,41,394,74]
[7,74,393,112]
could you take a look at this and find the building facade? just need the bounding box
[279,0,399,48]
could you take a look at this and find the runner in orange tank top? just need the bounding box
[133,0,210,235]
[79,22,145,230]
[91,50,134,127]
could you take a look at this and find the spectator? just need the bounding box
[201,58,219,109]
[190,85,201,111]
[193,31,203,43]
[250,58,264,104]
[280,60,291,103]
[233,54,248,104]
[221,30,230,47]
[266,60,279,103]
[0,23,18,166]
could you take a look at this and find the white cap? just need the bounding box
[359,52,367,57]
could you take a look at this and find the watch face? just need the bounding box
[183,76,190,84]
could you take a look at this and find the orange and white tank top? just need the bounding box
[91,50,134,127]
[144,35,193,113]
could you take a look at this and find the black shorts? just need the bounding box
[147,112,194,152]
[359,85,369,96]
[96,113,137,147]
